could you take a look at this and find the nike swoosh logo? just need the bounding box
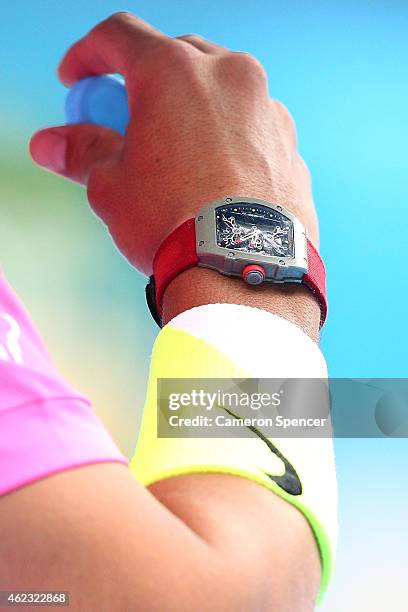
[220,406,302,496]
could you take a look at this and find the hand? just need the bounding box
[30,12,319,276]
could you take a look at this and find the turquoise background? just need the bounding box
[1,2,407,609]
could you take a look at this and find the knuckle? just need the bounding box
[147,38,197,74]
[273,100,297,139]
[274,100,294,124]
[93,11,135,40]
[216,52,268,90]
[230,52,268,81]
[178,34,203,43]
[104,11,134,29]
[156,38,193,61]
[110,10,134,21]
[298,155,312,182]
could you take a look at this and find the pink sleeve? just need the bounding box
[0,268,128,496]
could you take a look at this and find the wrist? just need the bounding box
[141,177,318,276]
[162,267,321,342]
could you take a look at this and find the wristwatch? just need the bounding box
[146,196,327,328]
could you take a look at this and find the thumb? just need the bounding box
[29,124,123,185]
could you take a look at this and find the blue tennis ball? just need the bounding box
[65,75,129,136]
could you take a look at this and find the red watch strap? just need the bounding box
[153,217,327,328]
[304,239,327,327]
[153,218,198,314]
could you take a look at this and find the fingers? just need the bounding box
[175,34,226,55]
[29,124,123,185]
[58,12,167,86]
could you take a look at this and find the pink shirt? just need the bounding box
[0,268,127,496]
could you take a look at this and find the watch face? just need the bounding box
[215,202,295,258]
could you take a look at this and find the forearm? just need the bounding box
[0,465,319,612]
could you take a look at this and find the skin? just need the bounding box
[0,11,323,611]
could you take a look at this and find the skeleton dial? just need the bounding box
[215,203,294,258]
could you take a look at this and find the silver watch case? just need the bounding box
[195,196,308,283]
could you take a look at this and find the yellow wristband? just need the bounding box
[130,309,337,603]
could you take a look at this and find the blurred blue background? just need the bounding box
[0,1,407,609]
